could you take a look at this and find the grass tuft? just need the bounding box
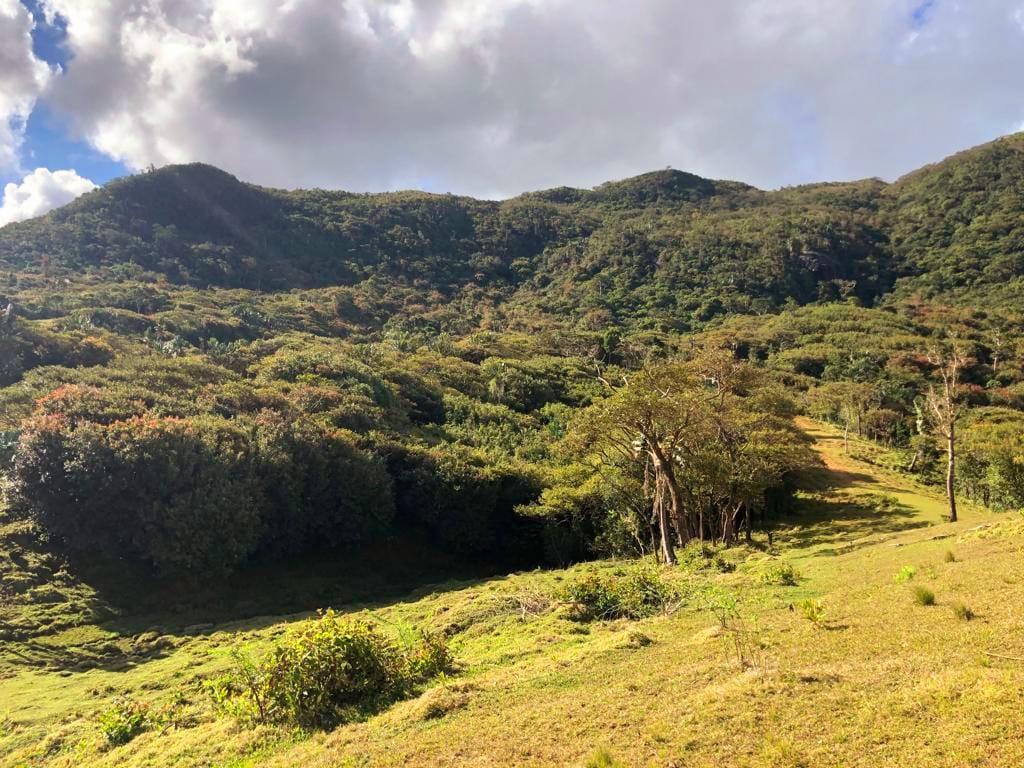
[913,586,936,606]
[951,602,975,621]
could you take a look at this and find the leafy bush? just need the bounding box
[760,561,801,586]
[561,566,678,621]
[253,415,395,556]
[913,586,936,606]
[10,413,261,575]
[207,611,453,729]
[98,697,154,746]
[894,565,917,583]
[677,541,736,573]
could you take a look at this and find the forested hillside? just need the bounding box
[1,133,1024,767]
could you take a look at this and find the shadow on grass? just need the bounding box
[1,536,511,673]
[777,492,930,555]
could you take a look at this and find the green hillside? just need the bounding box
[1,134,1024,767]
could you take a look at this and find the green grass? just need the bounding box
[2,420,1024,767]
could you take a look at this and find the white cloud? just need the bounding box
[0,167,96,226]
[34,0,1024,196]
[0,0,54,172]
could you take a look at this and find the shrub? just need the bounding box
[894,565,917,583]
[943,550,957,563]
[207,611,453,729]
[98,697,152,746]
[10,413,261,575]
[253,416,395,556]
[760,561,801,586]
[913,586,936,606]
[561,566,678,621]
[677,541,735,573]
[799,599,826,624]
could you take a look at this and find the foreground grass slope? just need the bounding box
[2,422,1023,768]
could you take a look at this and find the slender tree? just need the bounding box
[925,345,969,523]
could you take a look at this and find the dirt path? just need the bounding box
[795,416,955,523]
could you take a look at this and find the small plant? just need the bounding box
[677,541,735,573]
[561,566,678,621]
[702,588,764,671]
[894,565,917,583]
[624,629,653,648]
[951,602,974,621]
[913,586,936,606]
[98,697,152,746]
[799,599,826,625]
[943,550,957,563]
[206,610,454,728]
[760,561,801,586]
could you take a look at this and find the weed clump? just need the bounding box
[799,599,826,625]
[913,586,936,606]
[98,697,159,746]
[943,550,957,563]
[894,565,917,583]
[205,610,453,728]
[951,602,975,621]
[561,566,678,621]
[760,561,801,586]
[678,542,735,573]
[585,747,624,767]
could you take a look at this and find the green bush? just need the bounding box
[677,541,735,573]
[253,415,395,556]
[894,565,917,583]
[207,611,453,729]
[799,599,826,624]
[760,561,801,586]
[561,565,678,621]
[98,697,153,746]
[10,413,261,575]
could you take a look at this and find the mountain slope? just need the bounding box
[2,133,1024,328]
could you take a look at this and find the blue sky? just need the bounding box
[2,0,1023,224]
[4,1,127,189]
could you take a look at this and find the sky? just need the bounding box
[1,0,1024,225]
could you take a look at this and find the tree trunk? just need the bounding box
[651,445,688,550]
[946,425,957,523]
[907,447,921,473]
[843,422,850,453]
[656,483,677,565]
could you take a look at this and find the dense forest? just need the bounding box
[1,133,1024,583]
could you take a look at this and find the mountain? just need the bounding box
[2,134,1021,329]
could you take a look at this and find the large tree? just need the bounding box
[572,354,814,562]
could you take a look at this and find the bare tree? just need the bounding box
[925,345,969,523]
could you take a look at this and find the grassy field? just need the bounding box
[2,421,1023,767]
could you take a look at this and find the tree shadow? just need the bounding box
[1,537,509,673]
[777,492,930,555]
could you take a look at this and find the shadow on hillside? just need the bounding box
[777,492,930,555]
[2,537,512,673]
[793,464,876,492]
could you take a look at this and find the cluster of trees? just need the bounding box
[567,354,814,562]
[9,405,393,574]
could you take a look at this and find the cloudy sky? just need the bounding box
[1,0,1023,224]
